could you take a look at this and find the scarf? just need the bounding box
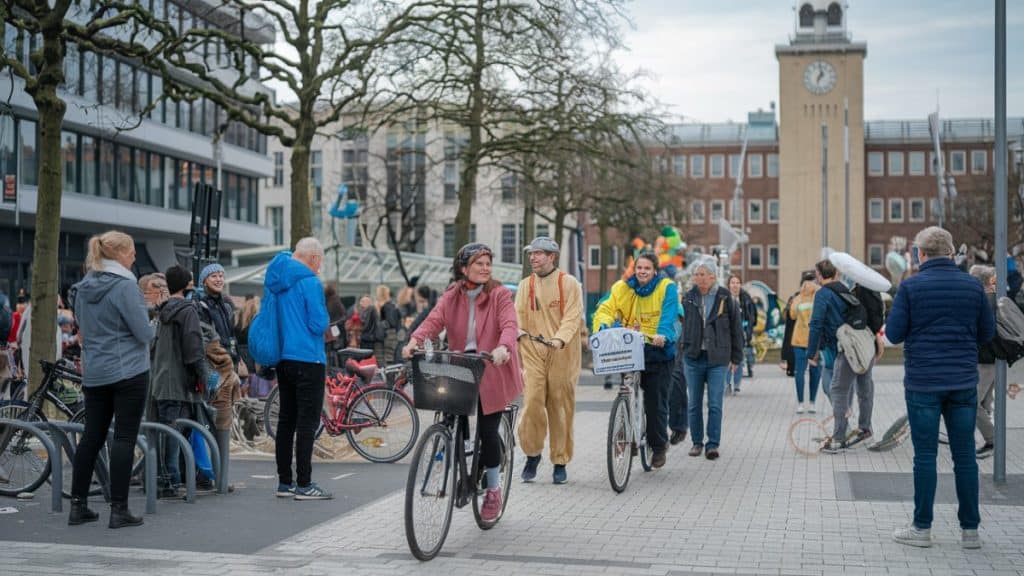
[101,259,136,282]
[627,273,662,297]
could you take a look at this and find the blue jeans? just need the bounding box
[668,355,687,433]
[905,388,980,530]
[684,353,729,450]
[793,347,820,404]
[729,346,756,389]
[156,400,193,489]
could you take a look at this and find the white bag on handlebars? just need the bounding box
[589,328,645,375]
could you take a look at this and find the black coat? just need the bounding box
[681,285,744,367]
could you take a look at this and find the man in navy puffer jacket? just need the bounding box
[886,227,994,549]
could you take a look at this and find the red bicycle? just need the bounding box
[264,348,419,463]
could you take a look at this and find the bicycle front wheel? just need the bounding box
[606,394,632,493]
[0,404,53,497]
[473,410,514,530]
[636,385,651,472]
[405,423,455,561]
[345,387,419,463]
[263,386,325,441]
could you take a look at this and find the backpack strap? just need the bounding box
[528,270,567,316]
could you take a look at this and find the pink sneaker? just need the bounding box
[480,488,503,522]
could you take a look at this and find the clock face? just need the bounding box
[803,60,837,95]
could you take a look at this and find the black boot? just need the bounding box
[68,497,99,526]
[109,501,144,529]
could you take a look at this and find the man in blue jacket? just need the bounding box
[266,238,331,500]
[886,227,994,549]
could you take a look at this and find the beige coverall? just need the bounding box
[515,270,583,465]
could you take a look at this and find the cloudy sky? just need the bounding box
[615,0,1024,123]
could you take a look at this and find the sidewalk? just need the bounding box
[4,364,1024,575]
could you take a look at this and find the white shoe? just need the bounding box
[962,529,981,549]
[796,404,805,414]
[893,524,932,547]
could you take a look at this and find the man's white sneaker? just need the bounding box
[962,529,981,549]
[796,404,805,414]
[892,524,932,547]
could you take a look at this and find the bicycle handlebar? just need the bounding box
[407,348,494,362]
[520,332,557,347]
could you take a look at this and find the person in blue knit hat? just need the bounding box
[197,262,239,367]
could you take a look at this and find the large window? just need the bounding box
[150,73,164,122]
[80,135,97,196]
[728,154,742,178]
[909,151,925,175]
[99,54,116,107]
[711,199,724,223]
[710,154,725,178]
[889,198,904,222]
[272,151,284,186]
[691,155,705,178]
[767,245,779,269]
[269,206,284,245]
[748,245,763,269]
[148,151,164,207]
[0,115,15,198]
[501,174,518,202]
[117,144,134,201]
[971,150,987,174]
[501,223,518,263]
[133,147,148,204]
[868,244,884,268]
[868,198,884,223]
[868,151,884,176]
[61,131,77,193]
[691,199,705,224]
[81,50,98,101]
[117,60,134,112]
[19,119,37,186]
[748,199,763,224]
[98,139,115,197]
[950,150,966,174]
[766,153,779,177]
[888,151,904,176]
[909,198,925,223]
[748,154,762,178]
[767,199,780,223]
[673,155,686,177]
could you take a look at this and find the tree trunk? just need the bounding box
[25,25,66,395]
[521,180,535,277]
[288,121,313,247]
[598,224,610,296]
[455,0,486,250]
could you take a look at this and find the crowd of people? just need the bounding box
[0,223,1008,550]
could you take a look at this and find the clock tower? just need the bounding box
[776,1,867,295]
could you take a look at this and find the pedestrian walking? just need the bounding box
[886,226,993,549]
[69,231,154,528]
[592,251,678,468]
[376,284,401,365]
[968,265,997,458]
[680,258,742,460]
[789,270,821,414]
[727,274,756,392]
[267,238,332,500]
[515,237,583,484]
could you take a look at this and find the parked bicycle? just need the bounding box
[0,358,87,496]
[404,349,517,561]
[264,348,418,463]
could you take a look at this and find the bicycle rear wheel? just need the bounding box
[606,394,632,493]
[472,411,514,530]
[405,422,455,561]
[636,385,651,472]
[345,387,419,463]
[788,417,828,456]
[263,386,325,440]
[0,403,52,496]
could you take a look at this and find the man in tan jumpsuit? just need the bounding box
[515,237,583,484]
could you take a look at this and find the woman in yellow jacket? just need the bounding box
[591,252,678,468]
[788,270,821,414]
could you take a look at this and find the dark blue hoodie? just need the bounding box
[264,252,330,364]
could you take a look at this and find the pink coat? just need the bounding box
[411,282,523,415]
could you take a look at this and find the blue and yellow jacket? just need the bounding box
[592,276,678,361]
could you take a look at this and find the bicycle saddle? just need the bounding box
[336,348,375,362]
[345,358,377,383]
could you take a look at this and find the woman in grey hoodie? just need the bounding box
[69,231,154,529]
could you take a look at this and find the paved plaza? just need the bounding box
[3,364,1024,575]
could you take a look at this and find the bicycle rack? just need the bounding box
[141,422,198,503]
[172,419,224,495]
[35,421,110,502]
[0,418,62,513]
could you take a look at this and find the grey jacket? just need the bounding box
[151,297,205,403]
[72,271,154,387]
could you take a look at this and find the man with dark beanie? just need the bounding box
[151,265,206,498]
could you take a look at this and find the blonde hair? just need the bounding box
[240,296,261,330]
[86,231,134,272]
[375,284,391,303]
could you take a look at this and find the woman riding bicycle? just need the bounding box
[401,242,523,522]
[591,251,678,469]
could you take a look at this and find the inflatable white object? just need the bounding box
[829,251,893,292]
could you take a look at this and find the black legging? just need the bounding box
[72,372,148,503]
[460,399,503,469]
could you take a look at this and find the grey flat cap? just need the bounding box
[524,236,560,253]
